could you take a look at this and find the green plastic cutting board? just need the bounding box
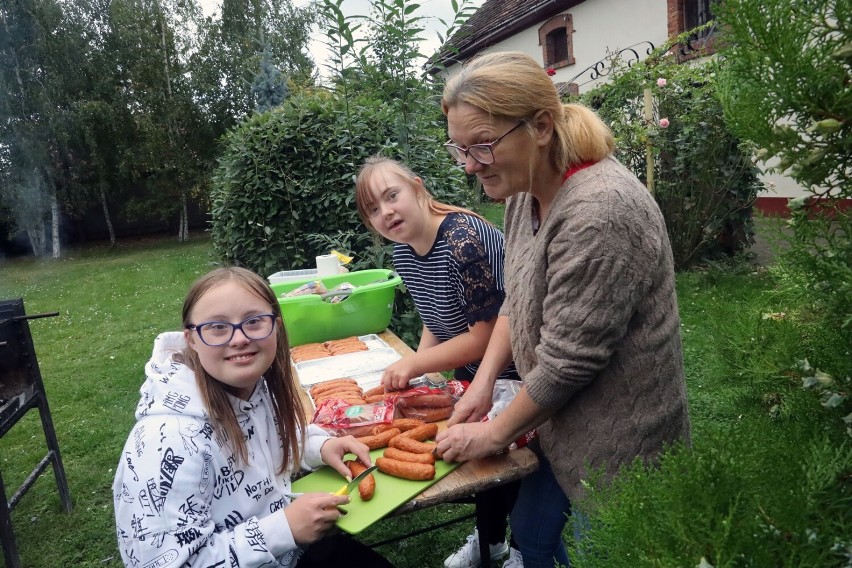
[291,448,459,534]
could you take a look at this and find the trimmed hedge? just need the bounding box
[210,91,468,276]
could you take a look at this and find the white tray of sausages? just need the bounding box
[292,334,400,388]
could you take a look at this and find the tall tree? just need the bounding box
[192,0,315,137]
[0,0,93,257]
[103,0,210,241]
[2,0,48,255]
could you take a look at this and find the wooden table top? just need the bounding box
[292,330,539,514]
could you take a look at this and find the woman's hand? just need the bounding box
[447,378,494,426]
[284,492,349,544]
[320,436,372,479]
[381,356,420,391]
[435,421,502,463]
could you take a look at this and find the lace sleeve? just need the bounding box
[445,217,505,325]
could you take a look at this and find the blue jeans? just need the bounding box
[510,447,572,568]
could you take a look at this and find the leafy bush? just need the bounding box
[715,0,851,336]
[579,36,763,269]
[210,91,465,276]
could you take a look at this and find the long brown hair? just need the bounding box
[354,155,487,235]
[441,51,614,173]
[178,267,306,473]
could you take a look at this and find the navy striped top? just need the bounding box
[393,212,519,381]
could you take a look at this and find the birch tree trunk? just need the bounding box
[26,216,45,257]
[153,0,185,242]
[100,183,116,245]
[51,191,60,258]
[179,190,189,242]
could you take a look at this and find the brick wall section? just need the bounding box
[667,0,684,38]
[538,14,576,68]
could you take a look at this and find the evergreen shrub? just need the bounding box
[573,419,851,568]
[715,0,851,337]
[569,264,852,567]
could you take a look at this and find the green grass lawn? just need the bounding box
[0,227,846,567]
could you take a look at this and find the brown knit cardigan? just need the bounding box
[501,157,691,502]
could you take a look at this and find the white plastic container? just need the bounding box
[268,269,318,285]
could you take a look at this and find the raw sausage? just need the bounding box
[329,345,369,355]
[398,423,438,442]
[345,460,376,501]
[311,386,363,398]
[383,447,436,465]
[365,393,393,404]
[364,385,387,398]
[310,378,359,396]
[355,427,401,450]
[338,424,377,438]
[388,436,435,454]
[292,351,330,362]
[311,385,364,400]
[325,337,364,347]
[293,342,326,350]
[400,406,453,423]
[313,395,366,406]
[376,457,435,480]
[391,418,425,432]
[399,393,454,408]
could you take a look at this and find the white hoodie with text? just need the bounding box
[113,332,329,568]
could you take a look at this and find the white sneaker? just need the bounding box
[444,528,509,568]
[501,547,524,568]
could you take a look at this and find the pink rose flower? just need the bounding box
[657,77,667,87]
[546,67,556,76]
[659,118,670,128]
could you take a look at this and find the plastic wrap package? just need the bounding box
[396,380,468,423]
[487,379,537,451]
[311,398,396,437]
[324,282,355,304]
[283,280,328,298]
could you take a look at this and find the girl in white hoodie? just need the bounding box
[113,267,394,568]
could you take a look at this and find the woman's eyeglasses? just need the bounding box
[187,314,276,346]
[443,121,525,166]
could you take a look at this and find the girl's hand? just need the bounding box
[447,378,493,426]
[284,492,349,544]
[381,356,420,390]
[320,436,372,479]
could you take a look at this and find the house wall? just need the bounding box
[444,0,668,88]
[441,0,811,210]
[561,0,668,91]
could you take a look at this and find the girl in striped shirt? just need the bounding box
[355,156,523,568]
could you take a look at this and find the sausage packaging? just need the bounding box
[311,398,396,437]
[486,379,537,451]
[395,380,467,422]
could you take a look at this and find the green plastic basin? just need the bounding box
[270,269,401,347]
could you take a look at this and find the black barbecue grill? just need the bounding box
[0,298,72,568]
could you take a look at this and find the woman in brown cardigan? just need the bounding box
[435,52,692,568]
